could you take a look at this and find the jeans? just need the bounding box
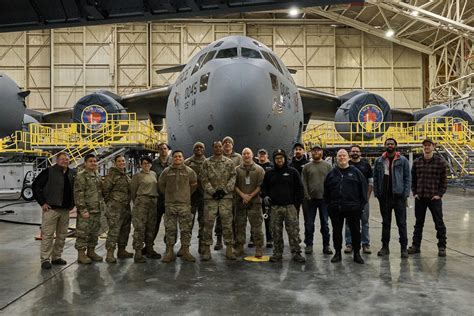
[412,197,446,248]
[304,198,330,247]
[329,206,362,252]
[345,203,370,246]
[378,196,408,248]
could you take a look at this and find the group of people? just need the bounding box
[32,135,448,269]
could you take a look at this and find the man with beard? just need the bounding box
[262,149,306,263]
[302,144,333,255]
[344,145,373,255]
[373,138,411,258]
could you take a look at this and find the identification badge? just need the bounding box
[245,176,251,185]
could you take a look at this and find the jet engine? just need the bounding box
[416,107,474,128]
[72,92,127,134]
[334,92,392,141]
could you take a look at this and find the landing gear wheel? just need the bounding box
[21,185,34,201]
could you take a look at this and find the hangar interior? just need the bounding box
[0,0,473,314]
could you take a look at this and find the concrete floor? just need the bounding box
[0,188,473,315]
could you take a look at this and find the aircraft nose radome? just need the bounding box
[209,62,270,134]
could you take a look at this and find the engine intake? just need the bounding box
[334,92,392,141]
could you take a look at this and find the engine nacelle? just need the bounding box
[72,92,127,134]
[334,92,392,141]
[416,108,474,131]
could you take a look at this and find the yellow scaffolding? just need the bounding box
[303,117,474,176]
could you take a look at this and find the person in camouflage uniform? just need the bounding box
[149,142,172,251]
[261,149,306,263]
[234,148,265,258]
[201,141,237,261]
[158,150,198,263]
[130,156,159,263]
[74,154,105,264]
[212,136,243,251]
[184,142,206,254]
[102,155,133,263]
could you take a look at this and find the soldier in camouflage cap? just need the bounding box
[159,150,198,263]
[200,141,237,261]
[74,154,105,264]
[102,155,133,263]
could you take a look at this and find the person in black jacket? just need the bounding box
[324,149,368,264]
[261,149,305,263]
[33,152,76,269]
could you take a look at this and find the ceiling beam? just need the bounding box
[308,7,433,54]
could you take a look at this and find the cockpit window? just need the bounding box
[261,50,283,74]
[214,41,224,48]
[191,53,207,75]
[242,47,262,59]
[216,47,238,59]
[201,50,217,67]
[269,53,284,74]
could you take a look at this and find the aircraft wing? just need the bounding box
[391,108,414,121]
[120,86,171,120]
[41,109,73,123]
[298,86,341,121]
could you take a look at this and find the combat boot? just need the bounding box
[292,252,306,263]
[201,246,211,261]
[176,246,185,257]
[214,235,223,250]
[134,249,146,263]
[225,245,236,260]
[106,248,117,263]
[161,244,175,263]
[87,247,103,262]
[117,246,133,259]
[77,249,92,264]
[331,250,342,263]
[255,246,263,258]
[145,245,161,259]
[269,253,282,262]
[353,251,365,264]
[377,245,390,257]
[180,245,196,262]
[234,244,244,257]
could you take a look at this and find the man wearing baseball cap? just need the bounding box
[408,138,448,257]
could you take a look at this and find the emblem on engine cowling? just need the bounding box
[81,105,107,130]
[358,104,384,132]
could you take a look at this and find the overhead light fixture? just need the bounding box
[411,10,419,16]
[385,29,395,37]
[289,8,299,17]
[330,24,338,27]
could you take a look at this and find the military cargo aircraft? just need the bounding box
[1,36,472,155]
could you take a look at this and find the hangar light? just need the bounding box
[289,8,299,17]
[385,29,395,37]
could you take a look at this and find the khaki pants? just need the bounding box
[40,208,70,262]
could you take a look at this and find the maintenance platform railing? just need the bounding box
[303,117,474,176]
[1,113,167,166]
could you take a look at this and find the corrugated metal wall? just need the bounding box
[0,22,423,112]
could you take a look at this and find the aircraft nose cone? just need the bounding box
[208,62,270,148]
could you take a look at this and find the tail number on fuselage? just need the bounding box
[184,81,198,109]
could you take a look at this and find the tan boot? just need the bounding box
[134,249,146,263]
[87,247,103,262]
[234,244,244,257]
[106,248,117,263]
[77,249,92,264]
[255,246,263,258]
[145,245,161,259]
[201,245,211,261]
[117,246,133,259]
[180,245,196,262]
[176,246,185,257]
[161,245,175,263]
[226,245,236,260]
